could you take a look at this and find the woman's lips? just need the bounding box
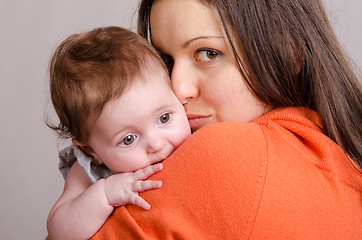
[187,114,210,130]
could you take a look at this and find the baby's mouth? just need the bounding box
[151,150,172,165]
[152,159,164,165]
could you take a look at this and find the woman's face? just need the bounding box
[150,0,270,131]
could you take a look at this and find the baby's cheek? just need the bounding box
[177,129,191,147]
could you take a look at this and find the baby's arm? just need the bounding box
[47,162,163,240]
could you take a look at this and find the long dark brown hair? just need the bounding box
[138,0,362,168]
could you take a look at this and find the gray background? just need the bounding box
[0,0,360,239]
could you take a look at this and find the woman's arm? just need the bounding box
[47,161,163,240]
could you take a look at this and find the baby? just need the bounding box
[46,26,190,240]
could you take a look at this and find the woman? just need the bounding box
[92,0,361,239]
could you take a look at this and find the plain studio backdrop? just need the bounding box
[0,0,361,239]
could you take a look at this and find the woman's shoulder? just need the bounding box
[195,121,262,135]
[183,107,322,150]
[178,121,267,161]
[169,106,342,178]
[167,121,268,179]
[191,121,265,144]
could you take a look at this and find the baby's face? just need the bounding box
[87,60,191,173]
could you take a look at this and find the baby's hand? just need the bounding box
[104,163,163,210]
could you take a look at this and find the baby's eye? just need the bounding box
[119,134,137,146]
[159,113,171,124]
[195,49,222,62]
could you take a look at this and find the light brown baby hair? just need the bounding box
[48,26,167,144]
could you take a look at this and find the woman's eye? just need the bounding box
[159,113,171,124]
[120,135,137,146]
[195,49,221,62]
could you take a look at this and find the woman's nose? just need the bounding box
[171,61,199,105]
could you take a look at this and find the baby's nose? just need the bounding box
[146,133,165,154]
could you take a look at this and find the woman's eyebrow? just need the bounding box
[181,36,224,48]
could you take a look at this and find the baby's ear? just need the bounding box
[72,138,103,165]
[72,138,92,153]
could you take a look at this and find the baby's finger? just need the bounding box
[132,180,163,192]
[133,163,163,180]
[128,194,151,210]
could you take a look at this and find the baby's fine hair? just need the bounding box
[48,26,167,143]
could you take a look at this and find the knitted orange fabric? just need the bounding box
[92,107,362,240]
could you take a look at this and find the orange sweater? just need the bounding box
[92,107,362,240]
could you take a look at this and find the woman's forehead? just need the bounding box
[150,0,224,49]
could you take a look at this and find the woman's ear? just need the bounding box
[72,139,103,165]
